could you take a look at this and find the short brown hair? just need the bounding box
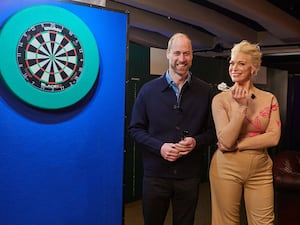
[167,33,192,52]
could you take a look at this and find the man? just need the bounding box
[128,33,216,225]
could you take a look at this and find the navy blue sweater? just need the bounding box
[128,74,216,179]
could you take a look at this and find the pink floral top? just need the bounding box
[212,87,281,151]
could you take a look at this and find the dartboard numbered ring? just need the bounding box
[0,4,100,109]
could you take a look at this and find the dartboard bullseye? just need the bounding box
[17,22,84,92]
[0,5,99,109]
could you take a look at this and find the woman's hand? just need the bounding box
[231,84,248,107]
[217,142,237,153]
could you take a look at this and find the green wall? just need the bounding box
[124,43,149,203]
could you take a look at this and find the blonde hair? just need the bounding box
[231,40,262,75]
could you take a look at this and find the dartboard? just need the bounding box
[0,4,99,109]
[17,22,84,92]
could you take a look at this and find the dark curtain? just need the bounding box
[284,75,300,151]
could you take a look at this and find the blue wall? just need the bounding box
[0,1,128,224]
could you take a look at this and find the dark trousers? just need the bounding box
[142,176,201,225]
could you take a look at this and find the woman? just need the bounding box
[209,40,281,225]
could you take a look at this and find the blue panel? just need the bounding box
[0,1,128,225]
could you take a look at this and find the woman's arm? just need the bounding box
[237,95,281,150]
[212,93,247,150]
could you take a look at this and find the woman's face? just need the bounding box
[229,51,253,84]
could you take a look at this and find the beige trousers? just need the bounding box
[209,149,274,225]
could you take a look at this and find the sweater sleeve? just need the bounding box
[212,93,247,149]
[128,86,164,156]
[237,95,281,150]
